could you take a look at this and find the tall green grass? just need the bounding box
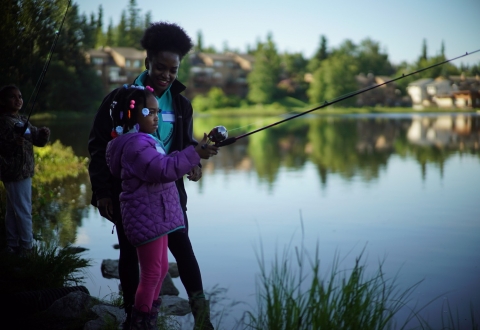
[243,224,431,330]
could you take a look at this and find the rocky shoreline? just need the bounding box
[14,259,193,330]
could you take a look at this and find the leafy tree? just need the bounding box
[247,33,281,104]
[0,0,104,113]
[178,56,191,84]
[280,52,309,100]
[307,53,358,106]
[356,38,394,75]
[192,87,238,111]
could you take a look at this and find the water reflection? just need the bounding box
[5,112,478,328]
[9,112,478,249]
[196,113,480,186]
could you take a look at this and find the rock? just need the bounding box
[160,272,179,296]
[63,246,89,254]
[160,295,191,316]
[84,304,125,330]
[101,259,179,280]
[46,291,97,319]
[168,262,179,278]
[101,259,119,279]
[43,290,191,328]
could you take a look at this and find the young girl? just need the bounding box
[0,84,50,256]
[105,85,211,329]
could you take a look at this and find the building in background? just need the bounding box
[85,47,146,92]
[408,75,480,109]
[186,52,255,99]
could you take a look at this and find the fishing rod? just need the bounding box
[206,48,480,148]
[14,0,71,136]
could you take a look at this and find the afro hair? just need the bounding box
[140,22,194,59]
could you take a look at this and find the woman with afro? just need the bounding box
[88,22,218,329]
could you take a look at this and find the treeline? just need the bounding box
[87,0,480,107]
[2,0,480,114]
[0,0,105,113]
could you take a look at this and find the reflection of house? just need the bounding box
[85,47,146,92]
[406,115,480,148]
[408,75,480,109]
[186,52,254,99]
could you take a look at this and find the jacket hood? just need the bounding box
[106,134,139,178]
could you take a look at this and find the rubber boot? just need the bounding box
[120,303,132,330]
[150,297,162,328]
[129,306,158,330]
[189,298,214,330]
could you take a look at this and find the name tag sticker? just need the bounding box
[162,112,175,122]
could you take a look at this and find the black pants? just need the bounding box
[113,198,204,309]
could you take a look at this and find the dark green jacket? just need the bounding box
[0,114,49,182]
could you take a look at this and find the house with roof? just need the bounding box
[85,47,146,92]
[406,78,434,109]
[185,51,255,99]
[408,74,480,109]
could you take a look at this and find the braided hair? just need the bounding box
[109,85,154,138]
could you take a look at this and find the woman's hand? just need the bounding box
[97,197,113,221]
[187,165,202,182]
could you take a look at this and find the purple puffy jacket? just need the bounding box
[106,133,200,247]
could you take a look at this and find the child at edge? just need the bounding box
[0,84,50,255]
[105,85,214,329]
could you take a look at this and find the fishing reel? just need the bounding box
[207,126,228,146]
[14,121,29,136]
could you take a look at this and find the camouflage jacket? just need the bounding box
[0,113,49,182]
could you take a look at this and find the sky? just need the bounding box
[77,0,480,67]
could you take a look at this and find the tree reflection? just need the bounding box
[0,141,90,248]
[194,114,480,185]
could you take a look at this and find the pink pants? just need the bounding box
[135,235,169,312]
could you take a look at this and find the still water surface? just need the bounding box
[41,112,480,329]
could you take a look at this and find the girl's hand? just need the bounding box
[195,133,219,159]
[39,127,50,138]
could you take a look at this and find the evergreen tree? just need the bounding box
[95,5,104,47]
[308,35,328,73]
[0,0,103,113]
[144,11,152,29]
[125,0,143,48]
[247,33,281,104]
[421,39,428,61]
[105,18,114,46]
[196,30,204,52]
[116,11,128,46]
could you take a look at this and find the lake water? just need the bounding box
[38,112,480,329]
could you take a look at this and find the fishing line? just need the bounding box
[210,48,480,147]
[16,0,71,136]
